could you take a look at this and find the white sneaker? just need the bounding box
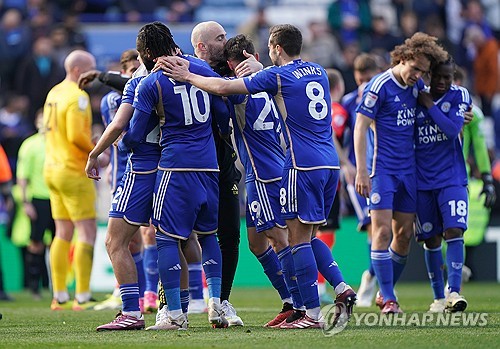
[146,307,188,331]
[446,292,467,313]
[93,294,122,311]
[462,265,472,282]
[155,305,168,324]
[208,299,229,328]
[188,298,208,314]
[428,298,446,313]
[356,270,377,307]
[221,300,244,326]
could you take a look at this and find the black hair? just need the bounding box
[136,21,178,61]
[269,24,302,57]
[223,34,255,63]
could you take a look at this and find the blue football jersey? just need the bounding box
[243,59,339,171]
[121,76,161,173]
[341,89,375,171]
[357,69,424,175]
[415,85,471,190]
[228,91,284,183]
[100,91,128,192]
[131,55,230,171]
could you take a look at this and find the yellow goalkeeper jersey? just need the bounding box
[43,79,94,174]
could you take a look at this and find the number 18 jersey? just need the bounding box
[243,59,339,171]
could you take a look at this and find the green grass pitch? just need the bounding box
[1,282,499,348]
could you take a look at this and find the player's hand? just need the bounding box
[158,56,190,82]
[23,201,37,220]
[27,240,44,254]
[464,106,474,125]
[342,161,356,186]
[85,156,101,181]
[234,50,263,78]
[78,70,101,89]
[480,173,496,208]
[152,55,170,72]
[417,91,434,109]
[355,171,371,198]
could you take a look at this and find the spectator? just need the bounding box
[327,0,371,49]
[29,7,53,40]
[481,0,500,39]
[0,92,32,177]
[15,36,65,127]
[456,0,493,70]
[462,0,493,39]
[49,24,74,66]
[464,24,498,117]
[445,0,465,45]
[399,11,418,39]
[238,6,272,67]
[368,15,403,54]
[338,41,361,94]
[0,8,32,93]
[61,12,87,49]
[302,20,343,69]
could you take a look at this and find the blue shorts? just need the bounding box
[152,170,219,240]
[109,171,156,226]
[346,183,371,231]
[415,185,468,241]
[369,173,416,213]
[280,168,339,224]
[246,179,286,233]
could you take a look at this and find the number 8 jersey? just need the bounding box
[243,59,339,171]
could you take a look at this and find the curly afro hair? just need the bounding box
[390,32,448,70]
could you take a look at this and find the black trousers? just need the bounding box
[217,179,241,301]
[26,198,54,293]
[30,198,55,242]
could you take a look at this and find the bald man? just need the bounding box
[43,50,99,311]
[188,21,243,325]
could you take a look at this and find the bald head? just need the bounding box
[191,21,227,66]
[64,49,96,82]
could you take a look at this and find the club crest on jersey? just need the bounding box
[412,86,418,98]
[364,92,378,108]
[422,222,433,233]
[370,192,381,204]
[452,262,463,269]
[78,96,88,110]
[441,102,451,113]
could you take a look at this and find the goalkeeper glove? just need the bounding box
[480,173,496,208]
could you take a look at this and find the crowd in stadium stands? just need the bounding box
[0,0,499,300]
